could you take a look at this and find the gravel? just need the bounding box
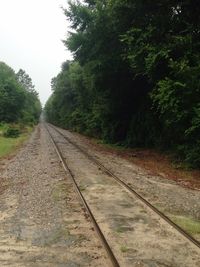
[0,124,108,267]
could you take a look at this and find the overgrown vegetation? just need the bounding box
[3,126,21,138]
[45,0,200,168]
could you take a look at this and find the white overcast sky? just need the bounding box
[0,0,72,105]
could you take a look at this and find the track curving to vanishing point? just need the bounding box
[46,123,200,252]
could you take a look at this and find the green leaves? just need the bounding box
[0,62,41,124]
[47,0,200,167]
[0,62,25,122]
[16,69,35,92]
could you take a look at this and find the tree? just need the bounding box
[16,69,35,92]
[0,62,25,122]
[0,62,41,124]
[46,0,200,167]
[17,69,41,123]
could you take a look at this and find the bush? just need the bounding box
[3,127,21,138]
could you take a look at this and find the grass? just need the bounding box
[116,227,125,233]
[79,184,87,191]
[96,139,126,151]
[120,245,129,253]
[156,207,200,237]
[0,124,33,159]
[170,215,200,235]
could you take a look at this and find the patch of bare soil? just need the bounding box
[49,125,200,267]
[0,124,108,267]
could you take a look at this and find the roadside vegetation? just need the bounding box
[0,62,41,158]
[0,124,33,158]
[45,1,200,168]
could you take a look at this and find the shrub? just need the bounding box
[3,126,21,138]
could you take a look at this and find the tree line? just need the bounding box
[45,0,200,168]
[0,62,41,125]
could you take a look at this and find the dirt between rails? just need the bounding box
[54,125,200,242]
[0,124,108,267]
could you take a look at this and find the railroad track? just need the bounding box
[46,122,200,252]
[45,124,120,267]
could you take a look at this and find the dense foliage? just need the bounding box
[0,62,41,124]
[45,0,200,168]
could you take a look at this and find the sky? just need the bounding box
[0,0,72,106]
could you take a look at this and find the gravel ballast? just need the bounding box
[0,124,108,267]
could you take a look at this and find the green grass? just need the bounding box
[115,227,125,233]
[94,138,126,150]
[79,184,87,191]
[157,207,200,237]
[120,245,129,253]
[170,215,200,235]
[0,124,32,158]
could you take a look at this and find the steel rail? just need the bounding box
[47,123,200,250]
[45,124,120,267]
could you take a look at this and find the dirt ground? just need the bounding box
[0,125,108,267]
[49,125,200,267]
